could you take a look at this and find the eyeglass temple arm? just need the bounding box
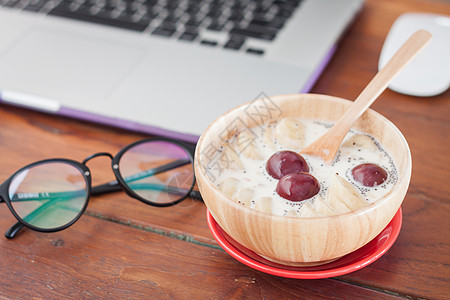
[184,142,203,200]
[91,182,202,201]
[92,158,189,194]
[5,193,78,239]
[5,192,203,239]
[188,190,202,201]
[5,222,23,239]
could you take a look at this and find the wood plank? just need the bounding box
[341,194,450,300]
[0,210,402,299]
[359,0,450,40]
[388,112,450,204]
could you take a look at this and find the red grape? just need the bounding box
[352,163,387,187]
[276,172,320,202]
[266,151,309,179]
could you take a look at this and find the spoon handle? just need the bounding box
[300,29,432,162]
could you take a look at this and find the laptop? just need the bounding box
[0,0,363,143]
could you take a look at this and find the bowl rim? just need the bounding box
[194,93,412,221]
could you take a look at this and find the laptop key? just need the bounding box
[250,17,285,30]
[143,0,158,7]
[185,5,200,15]
[230,25,277,41]
[165,0,180,10]
[2,0,19,8]
[164,14,180,23]
[49,3,150,32]
[161,20,178,29]
[246,48,265,55]
[207,8,222,19]
[23,0,47,12]
[152,27,176,37]
[179,31,198,41]
[228,11,244,22]
[274,0,303,7]
[276,6,296,19]
[207,21,225,32]
[223,35,246,50]
[200,40,218,47]
[185,16,204,27]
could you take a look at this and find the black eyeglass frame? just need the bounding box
[0,158,92,237]
[0,137,201,239]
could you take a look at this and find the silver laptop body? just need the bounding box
[0,0,363,142]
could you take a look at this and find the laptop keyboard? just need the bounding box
[1,0,303,55]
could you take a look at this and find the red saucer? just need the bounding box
[207,208,402,279]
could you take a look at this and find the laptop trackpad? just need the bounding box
[0,28,144,102]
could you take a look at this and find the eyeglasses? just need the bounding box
[0,138,202,239]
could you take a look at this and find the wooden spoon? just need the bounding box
[299,29,432,163]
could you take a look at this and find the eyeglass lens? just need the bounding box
[7,162,88,230]
[118,140,194,205]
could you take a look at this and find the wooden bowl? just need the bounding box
[194,94,411,265]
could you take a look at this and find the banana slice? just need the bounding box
[232,130,263,160]
[254,197,272,214]
[342,134,378,151]
[274,117,305,150]
[233,188,253,206]
[312,197,337,216]
[220,145,244,169]
[218,177,239,198]
[298,202,319,217]
[325,193,352,214]
[262,122,278,150]
[286,209,299,217]
[334,174,369,210]
[326,174,368,214]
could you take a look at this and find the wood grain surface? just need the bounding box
[0,0,449,299]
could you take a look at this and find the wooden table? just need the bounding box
[1,0,449,298]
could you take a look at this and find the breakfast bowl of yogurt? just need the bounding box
[194,93,411,266]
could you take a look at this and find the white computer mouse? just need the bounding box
[379,13,450,97]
